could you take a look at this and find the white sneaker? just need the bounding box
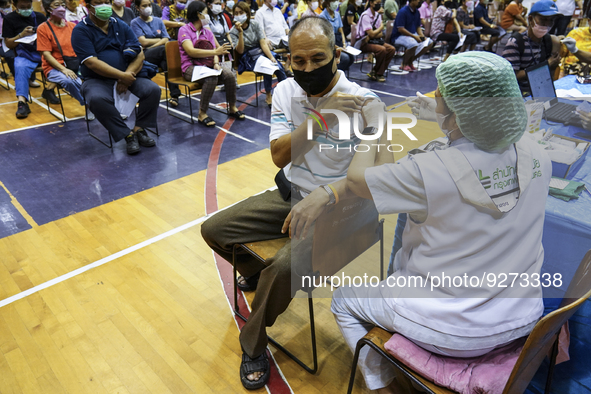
[29,80,40,88]
[86,109,95,121]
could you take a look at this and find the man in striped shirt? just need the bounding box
[501,0,563,91]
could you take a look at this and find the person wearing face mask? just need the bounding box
[342,0,361,40]
[299,0,318,17]
[356,0,395,80]
[162,0,186,39]
[501,0,563,92]
[111,0,134,23]
[230,1,286,107]
[224,0,233,15]
[37,0,87,110]
[320,0,353,71]
[178,1,243,126]
[130,0,161,17]
[205,0,231,51]
[201,15,384,390]
[64,0,87,23]
[130,0,181,106]
[418,0,431,28]
[333,51,551,394]
[3,0,47,118]
[71,0,162,155]
[391,0,432,71]
[455,0,479,52]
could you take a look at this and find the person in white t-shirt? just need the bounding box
[550,0,583,36]
[331,52,552,393]
[201,15,383,391]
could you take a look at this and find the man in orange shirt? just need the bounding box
[501,0,527,33]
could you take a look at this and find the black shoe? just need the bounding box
[15,101,30,119]
[135,128,155,147]
[42,88,60,105]
[125,132,140,155]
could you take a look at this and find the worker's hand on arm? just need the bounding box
[562,37,578,53]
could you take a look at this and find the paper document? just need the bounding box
[280,35,289,47]
[550,178,570,190]
[191,65,222,82]
[455,34,466,50]
[113,82,139,118]
[343,46,362,56]
[15,33,37,44]
[415,37,432,54]
[253,56,279,76]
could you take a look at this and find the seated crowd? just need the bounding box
[0,0,587,152]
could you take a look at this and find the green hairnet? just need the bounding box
[435,52,527,152]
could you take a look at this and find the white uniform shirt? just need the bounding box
[365,136,551,350]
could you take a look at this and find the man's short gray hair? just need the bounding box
[288,16,336,53]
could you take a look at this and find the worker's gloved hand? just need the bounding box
[361,98,387,130]
[561,37,578,54]
[408,92,437,122]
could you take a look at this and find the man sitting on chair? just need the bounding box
[201,15,385,391]
[391,0,433,72]
[71,0,161,155]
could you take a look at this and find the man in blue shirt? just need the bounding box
[72,0,161,155]
[474,0,501,52]
[391,0,432,71]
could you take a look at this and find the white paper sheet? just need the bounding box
[342,46,362,56]
[253,56,279,76]
[455,34,466,50]
[415,37,432,54]
[113,82,139,118]
[191,65,222,82]
[14,33,37,44]
[550,178,570,190]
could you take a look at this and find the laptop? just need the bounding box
[526,61,581,126]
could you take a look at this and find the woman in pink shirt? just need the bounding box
[178,1,245,127]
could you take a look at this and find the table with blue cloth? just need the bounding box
[524,76,591,394]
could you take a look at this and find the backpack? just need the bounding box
[511,31,552,63]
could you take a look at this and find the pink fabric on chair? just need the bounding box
[383,334,527,394]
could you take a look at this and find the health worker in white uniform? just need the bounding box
[331,51,552,393]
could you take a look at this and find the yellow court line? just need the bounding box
[0,180,38,228]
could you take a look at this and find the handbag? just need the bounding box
[136,60,159,79]
[237,47,264,74]
[363,13,385,45]
[46,20,80,74]
[191,38,215,68]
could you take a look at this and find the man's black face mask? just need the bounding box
[292,51,337,96]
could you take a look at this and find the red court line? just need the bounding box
[205,86,292,394]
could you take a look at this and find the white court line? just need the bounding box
[0,186,277,309]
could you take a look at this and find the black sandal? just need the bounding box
[240,352,270,390]
[229,110,246,120]
[198,116,216,127]
[237,272,260,292]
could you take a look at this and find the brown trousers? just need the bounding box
[201,189,313,358]
[183,65,237,113]
[360,42,396,76]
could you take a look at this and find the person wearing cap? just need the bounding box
[502,0,563,92]
[331,51,552,393]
